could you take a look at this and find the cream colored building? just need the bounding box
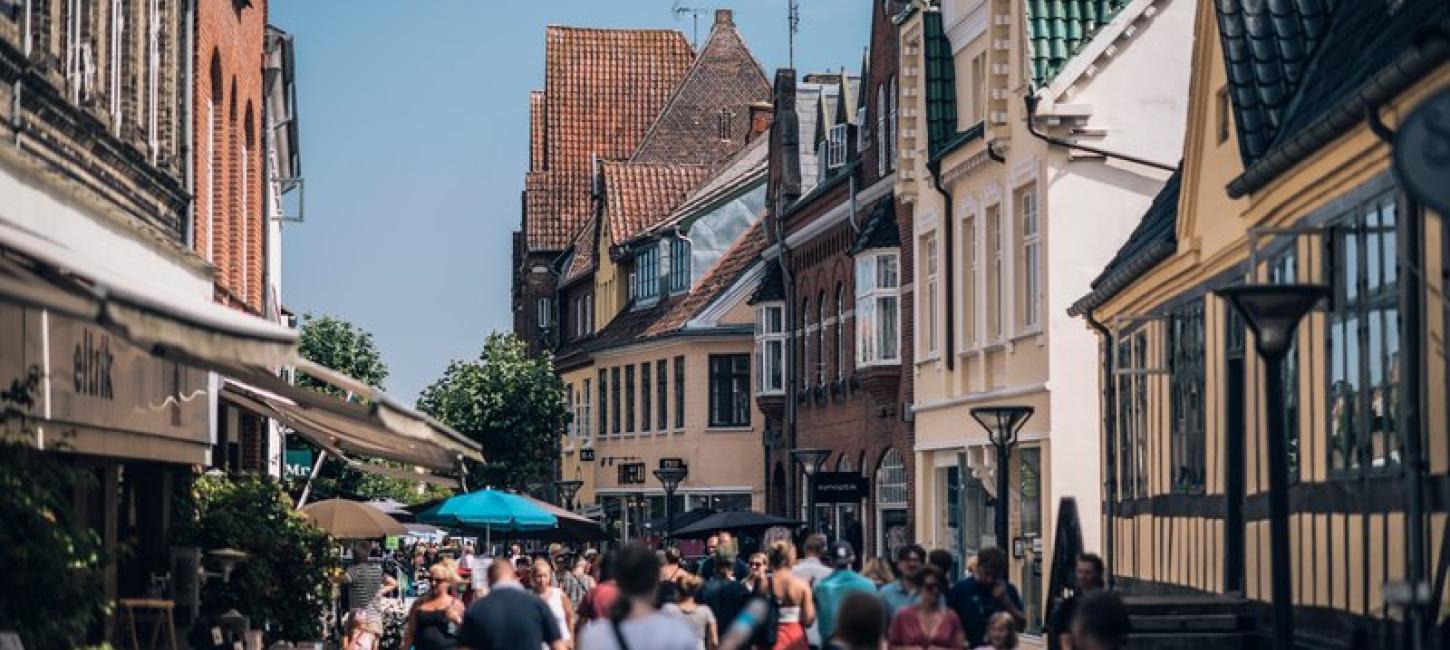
[895,0,1193,629]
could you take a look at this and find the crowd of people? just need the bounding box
[335,533,1130,650]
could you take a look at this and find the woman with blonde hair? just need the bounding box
[663,573,718,650]
[974,612,1019,650]
[862,557,896,588]
[764,540,816,650]
[402,564,465,650]
[530,558,575,648]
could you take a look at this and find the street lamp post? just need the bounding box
[555,479,583,511]
[1218,283,1327,650]
[791,448,830,533]
[970,406,1034,557]
[653,467,688,538]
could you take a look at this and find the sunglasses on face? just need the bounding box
[749,562,765,567]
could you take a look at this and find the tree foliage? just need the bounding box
[417,332,567,490]
[293,314,431,501]
[175,473,337,643]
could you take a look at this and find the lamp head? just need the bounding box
[970,405,1034,447]
[1216,284,1329,360]
[790,448,831,476]
[554,479,583,505]
[653,467,688,493]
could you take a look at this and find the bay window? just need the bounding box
[855,250,901,366]
[755,303,786,395]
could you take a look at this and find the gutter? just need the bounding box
[1084,309,1117,589]
[1024,95,1176,172]
[1227,23,1450,198]
[1066,238,1175,317]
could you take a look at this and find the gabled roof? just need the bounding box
[590,220,766,349]
[601,162,712,245]
[559,217,598,286]
[630,135,769,245]
[749,261,785,304]
[1215,0,1332,166]
[1068,167,1181,316]
[849,198,901,253]
[1226,0,1450,195]
[523,26,695,251]
[1025,0,1132,87]
[630,10,772,167]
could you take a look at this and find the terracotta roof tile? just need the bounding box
[524,26,695,251]
[529,90,546,172]
[560,217,598,286]
[601,162,712,245]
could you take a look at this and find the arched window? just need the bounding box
[888,77,898,171]
[227,77,240,291]
[206,52,223,264]
[876,449,907,506]
[836,284,847,381]
[816,290,826,385]
[800,297,810,387]
[241,103,255,304]
[836,454,853,472]
[876,84,887,176]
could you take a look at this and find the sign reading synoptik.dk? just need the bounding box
[813,472,868,504]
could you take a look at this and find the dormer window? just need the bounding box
[827,123,849,169]
[668,237,691,293]
[633,246,660,304]
[754,302,786,395]
[855,250,900,366]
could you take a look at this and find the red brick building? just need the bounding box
[754,0,913,560]
[194,0,267,314]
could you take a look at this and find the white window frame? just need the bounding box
[827,123,849,169]
[1018,183,1041,332]
[923,231,939,357]
[888,77,898,172]
[876,85,887,176]
[855,250,901,367]
[146,0,160,159]
[109,0,124,132]
[579,378,592,445]
[536,297,552,329]
[988,204,1004,341]
[755,303,786,396]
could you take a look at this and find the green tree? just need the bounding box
[293,314,429,501]
[417,332,567,490]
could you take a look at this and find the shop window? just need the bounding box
[855,250,901,366]
[1327,194,1401,472]
[1020,447,1042,536]
[755,303,786,395]
[1269,247,1301,481]
[1168,299,1206,493]
[708,354,750,427]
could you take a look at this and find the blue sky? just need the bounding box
[272,1,868,402]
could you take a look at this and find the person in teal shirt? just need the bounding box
[813,540,878,644]
[878,544,925,618]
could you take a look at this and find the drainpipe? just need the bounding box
[181,0,196,249]
[1024,95,1176,173]
[1084,309,1117,589]
[1368,101,1426,650]
[927,157,955,370]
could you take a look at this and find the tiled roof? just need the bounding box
[524,26,695,251]
[1068,168,1181,316]
[529,90,545,172]
[923,10,959,158]
[1215,0,1332,166]
[849,198,901,253]
[630,11,772,167]
[560,217,598,286]
[749,261,785,304]
[631,136,769,245]
[601,162,712,245]
[1025,0,1131,87]
[592,219,766,349]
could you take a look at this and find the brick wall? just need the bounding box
[194,0,267,313]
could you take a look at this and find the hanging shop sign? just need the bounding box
[1393,87,1450,216]
[659,457,687,470]
[813,472,868,503]
[580,448,595,462]
[284,448,314,479]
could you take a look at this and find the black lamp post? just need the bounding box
[791,448,831,533]
[554,479,583,511]
[1217,283,1327,650]
[971,406,1033,555]
[653,467,688,538]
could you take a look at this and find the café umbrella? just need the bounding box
[299,499,409,539]
[413,490,558,547]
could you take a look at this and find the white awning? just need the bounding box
[0,219,297,371]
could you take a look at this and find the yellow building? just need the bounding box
[1069,0,1450,643]
[895,0,1193,631]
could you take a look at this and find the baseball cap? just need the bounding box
[830,540,855,568]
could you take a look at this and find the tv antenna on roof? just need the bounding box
[672,1,708,48]
[788,0,800,68]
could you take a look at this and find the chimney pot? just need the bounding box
[748,102,774,143]
[715,9,732,25]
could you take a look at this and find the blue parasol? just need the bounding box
[414,490,557,547]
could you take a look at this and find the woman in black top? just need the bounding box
[404,564,465,650]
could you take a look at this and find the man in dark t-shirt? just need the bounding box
[697,548,751,631]
[459,561,563,650]
[947,548,1025,647]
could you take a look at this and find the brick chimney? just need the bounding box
[715,9,733,25]
[747,102,774,143]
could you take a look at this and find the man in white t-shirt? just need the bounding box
[793,534,833,648]
[578,542,696,650]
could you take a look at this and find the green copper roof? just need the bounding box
[923,10,959,158]
[1026,0,1130,87]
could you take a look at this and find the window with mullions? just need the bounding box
[1168,300,1206,493]
[640,363,651,433]
[1268,248,1301,481]
[1115,330,1149,499]
[674,356,686,429]
[634,247,660,302]
[625,365,636,432]
[657,359,669,430]
[1327,195,1401,472]
[708,354,751,427]
[669,238,691,293]
[611,367,621,435]
[598,369,608,437]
